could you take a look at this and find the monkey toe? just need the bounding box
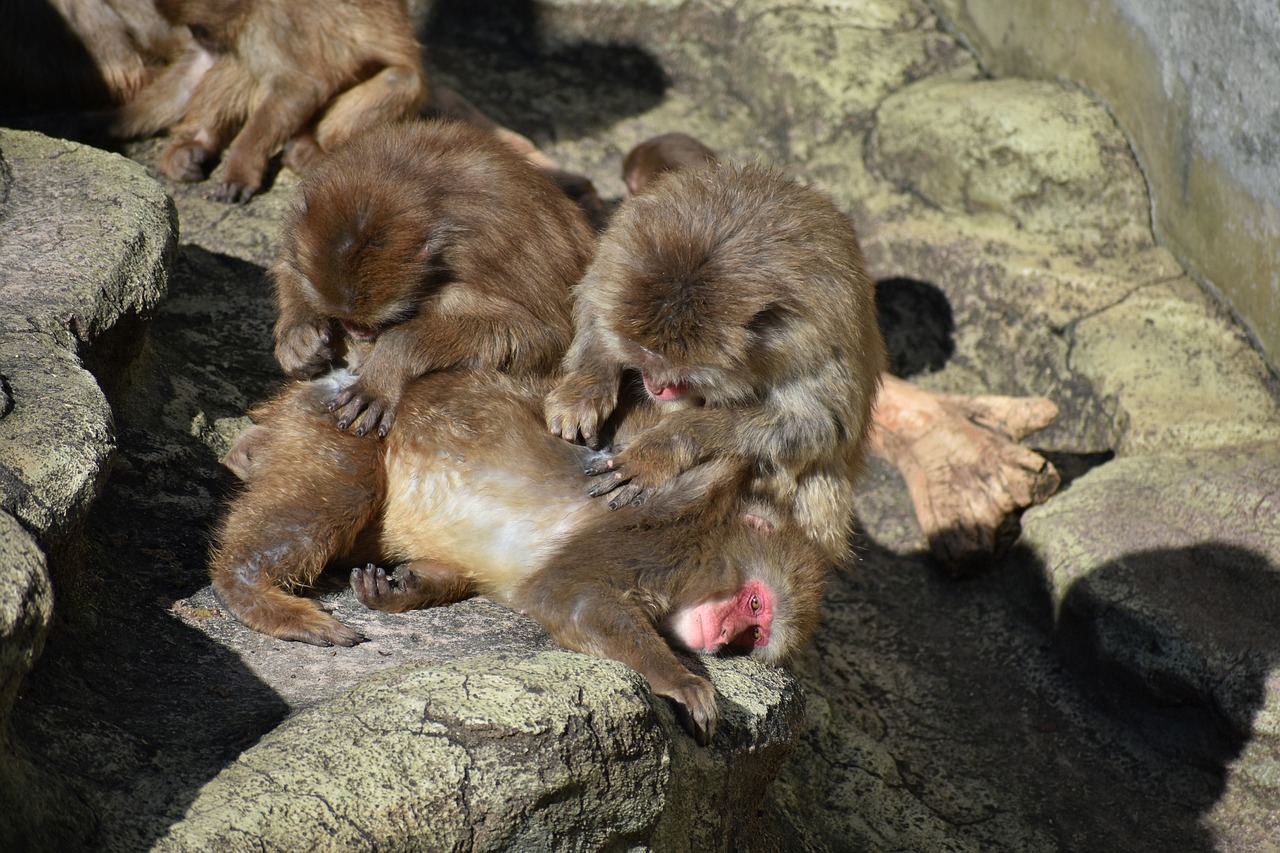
[351,564,420,612]
[210,180,259,204]
[607,483,646,510]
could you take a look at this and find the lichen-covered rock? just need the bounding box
[158,651,802,852]
[1067,278,1279,454]
[871,77,1153,255]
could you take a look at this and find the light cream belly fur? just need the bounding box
[380,444,598,593]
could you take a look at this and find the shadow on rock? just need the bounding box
[1003,541,1280,849]
[424,0,668,143]
[769,478,1250,852]
[875,276,956,378]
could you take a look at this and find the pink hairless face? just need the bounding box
[669,579,773,655]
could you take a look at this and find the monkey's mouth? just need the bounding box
[642,373,690,402]
[341,320,379,342]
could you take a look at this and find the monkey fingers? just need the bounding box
[274,321,333,379]
[582,458,648,508]
[351,561,476,613]
[544,377,619,448]
[329,383,397,437]
[653,672,719,746]
[210,178,260,205]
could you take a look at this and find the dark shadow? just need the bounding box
[1037,449,1114,493]
[0,1,114,114]
[874,277,956,378]
[779,516,1273,851]
[423,0,668,144]
[1005,542,1280,774]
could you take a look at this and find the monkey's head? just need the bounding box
[590,162,820,409]
[280,137,458,342]
[666,509,826,666]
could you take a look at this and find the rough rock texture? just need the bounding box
[931,0,1280,368]
[1012,443,1280,849]
[158,653,800,851]
[3,0,1280,850]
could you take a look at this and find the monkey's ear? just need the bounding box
[741,512,775,536]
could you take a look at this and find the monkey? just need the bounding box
[110,0,430,202]
[544,160,887,566]
[269,118,595,437]
[620,131,718,199]
[0,0,184,114]
[213,369,827,744]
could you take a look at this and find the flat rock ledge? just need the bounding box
[0,129,803,851]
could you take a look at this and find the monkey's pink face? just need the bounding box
[669,579,773,655]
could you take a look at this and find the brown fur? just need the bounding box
[0,0,188,113]
[545,161,887,565]
[213,371,827,743]
[111,0,429,201]
[271,119,595,436]
[621,131,718,199]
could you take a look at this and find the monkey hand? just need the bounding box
[584,428,696,509]
[652,672,718,745]
[275,321,335,379]
[545,373,619,448]
[329,376,401,437]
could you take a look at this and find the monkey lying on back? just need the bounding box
[546,160,887,566]
[216,371,826,744]
[269,119,594,437]
[111,0,430,202]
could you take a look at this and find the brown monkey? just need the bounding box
[620,131,718,199]
[545,161,887,566]
[111,0,429,202]
[270,119,595,437]
[619,134,1062,572]
[214,370,826,744]
[0,0,188,114]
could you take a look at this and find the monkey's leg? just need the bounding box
[210,405,385,646]
[518,583,718,744]
[871,374,1060,574]
[156,57,252,184]
[299,65,428,170]
[213,72,329,202]
[350,561,475,613]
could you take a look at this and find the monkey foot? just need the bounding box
[351,564,422,613]
[870,374,1061,576]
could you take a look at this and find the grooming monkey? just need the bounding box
[111,0,430,201]
[270,119,594,437]
[545,160,887,565]
[215,371,826,743]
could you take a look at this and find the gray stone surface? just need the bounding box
[2,0,1280,850]
[931,0,1280,368]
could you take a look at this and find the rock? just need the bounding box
[1009,441,1280,846]
[871,77,1153,255]
[1067,278,1279,454]
[158,652,801,851]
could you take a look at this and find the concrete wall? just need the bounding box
[930,0,1280,369]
